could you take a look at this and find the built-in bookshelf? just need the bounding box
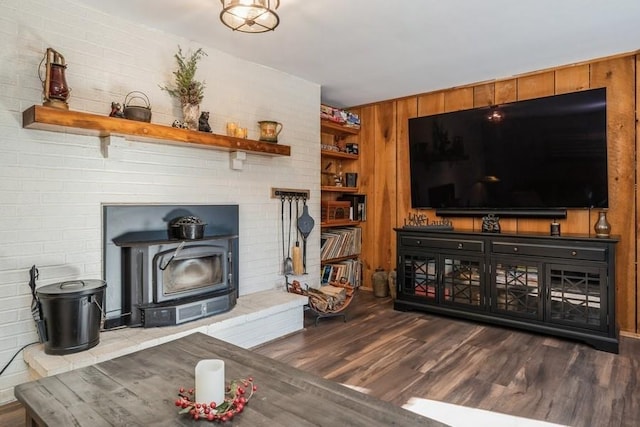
[320,110,364,291]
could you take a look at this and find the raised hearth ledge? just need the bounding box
[23,289,307,379]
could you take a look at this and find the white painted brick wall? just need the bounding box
[0,0,322,403]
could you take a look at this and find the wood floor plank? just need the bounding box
[254,291,640,427]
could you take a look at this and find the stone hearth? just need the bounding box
[23,290,307,379]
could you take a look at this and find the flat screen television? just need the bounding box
[408,88,608,218]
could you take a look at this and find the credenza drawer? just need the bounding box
[400,236,483,252]
[492,242,606,261]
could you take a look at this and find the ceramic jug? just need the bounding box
[258,121,283,142]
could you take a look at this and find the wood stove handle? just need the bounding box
[159,241,186,270]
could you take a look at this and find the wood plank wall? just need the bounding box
[354,52,638,334]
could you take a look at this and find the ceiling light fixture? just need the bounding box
[220,0,280,33]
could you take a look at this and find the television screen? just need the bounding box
[408,88,608,216]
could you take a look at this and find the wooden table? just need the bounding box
[15,332,447,426]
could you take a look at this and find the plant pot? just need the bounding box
[182,103,200,131]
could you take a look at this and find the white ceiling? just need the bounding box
[75,0,640,108]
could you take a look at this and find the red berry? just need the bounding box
[175,399,182,407]
[207,413,215,421]
[248,377,253,381]
[253,385,258,391]
[179,387,185,393]
[210,402,217,409]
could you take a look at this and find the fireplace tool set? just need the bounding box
[279,193,314,276]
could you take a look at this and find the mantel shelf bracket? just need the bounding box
[100,135,128,159]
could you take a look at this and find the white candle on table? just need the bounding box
[195,359,225,405]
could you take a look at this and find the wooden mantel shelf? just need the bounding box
[22,105,291,157]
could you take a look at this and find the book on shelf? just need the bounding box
[320,227,361,261]
[321,258,362,288]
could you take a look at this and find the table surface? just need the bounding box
[15,332,447,426]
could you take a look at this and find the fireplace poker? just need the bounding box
[283,196,294,275]
[281,195,293,275]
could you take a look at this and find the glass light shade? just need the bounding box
[220,0,280,33]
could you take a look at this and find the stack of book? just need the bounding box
[321,259,362,288]
[320,227,361,261]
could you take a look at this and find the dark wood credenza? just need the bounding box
[14,332,446,426]
[394,228,619,353]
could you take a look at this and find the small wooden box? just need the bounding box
[321,201,351,223]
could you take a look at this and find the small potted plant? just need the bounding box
[161,46,207,130]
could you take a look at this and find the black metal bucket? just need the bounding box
[37,279,106,355]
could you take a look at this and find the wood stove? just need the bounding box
[102,204,239,329]
[117,235,237,327]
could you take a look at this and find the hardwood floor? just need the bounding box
[253,290,640,427]
[2,290,639,426]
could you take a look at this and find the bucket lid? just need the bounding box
[37,279,106,297]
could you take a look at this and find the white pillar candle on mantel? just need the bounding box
[195,359,225,405]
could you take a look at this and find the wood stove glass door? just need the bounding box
[153,244,227,303]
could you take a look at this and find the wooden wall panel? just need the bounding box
[445,87,474,112]
[358,105,376,289]
[495,79,517,104]
[473,84,495,107]
[637,55,640,334]
[591,57,636,332]
[555,64,590,93]
[382,101,398,274]
[366,102,397,284]
[517,71,555,100]
[396,98,418,229]
[564,209,591,233]
[417,92,444,117]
